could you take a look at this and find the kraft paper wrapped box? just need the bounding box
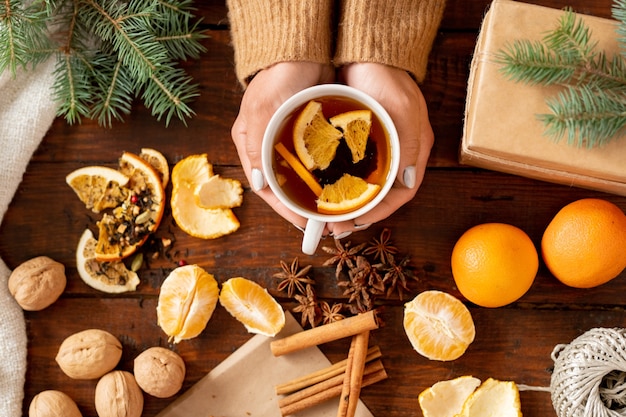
[461,0,626,196]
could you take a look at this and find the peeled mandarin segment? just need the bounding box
[194,175,243,209]
[541,198,626,288]
[139,147,170,188]
[316,173,380,214]
[219,277,286,337]
[403,290,475,361]
[456,378,522,417]
[170,154,241,239]
[329,110,372,163]
[418,376,481,417]
[76,229,140,293]
[66,166,130,213]
[274,142,323,197]
[157,265,219,343]
[293,100,343,171]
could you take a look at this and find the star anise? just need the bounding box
[273,257,314,298]
[319,301,346,325]
[363,228,398,264]
[379,255,417,300]
[339,256,383,314]
[322,239,366,279]
[293,284,321,328]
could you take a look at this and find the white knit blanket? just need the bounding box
[0,56,58,417]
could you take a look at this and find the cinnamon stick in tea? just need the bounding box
[337,331,370,417]
[271,310,379,357]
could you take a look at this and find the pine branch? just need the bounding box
[496,4,626,147]
[0,0,206,127]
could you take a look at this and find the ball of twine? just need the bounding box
[551,327,626,417]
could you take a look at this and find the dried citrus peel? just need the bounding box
[274,142,323,197]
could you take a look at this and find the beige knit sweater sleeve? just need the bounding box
[335,0,446,82]
[226,0,334,86]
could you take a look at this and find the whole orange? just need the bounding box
[541,198,626,288]
[451,223,538,308]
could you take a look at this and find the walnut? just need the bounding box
[133,347,186,398]
[8,256,66,311]
[55,329,122,379]
[29,390,82,417]
[95,370,144,417]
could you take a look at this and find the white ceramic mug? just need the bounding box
[261,84,400,255]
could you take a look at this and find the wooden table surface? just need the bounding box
[2,0,625,416]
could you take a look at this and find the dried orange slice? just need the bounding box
[76,229,140,293]
[94,152,165,261]
[157,264,219,343]
[171,154,241,239]
[66,166,130,213]
[293,100,342,171]
[418,376,481,417]
[139,147,169,188]
[330,110,372,163]
[403,290,475,361]
[316,174,380,214]
[219,277,285,337]
[456,378,522,417]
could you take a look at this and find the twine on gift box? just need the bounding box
[550,327,626,417]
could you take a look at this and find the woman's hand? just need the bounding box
[231,61,335,229]
[329,62,434,237]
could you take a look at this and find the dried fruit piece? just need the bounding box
[418,376,481,417]
[134,347,186,398]
[403,290,475,361]
[95,370,144,417]
[139,147,169,188]
[29,390,82,417]
[94,152,166,261]
[55,329,122,379]
[8,256,66,311]
[76,229,140,293]
[157,265,219,343]
[66,166,129,213]
[171,154,241,239]
[219,277,285,337]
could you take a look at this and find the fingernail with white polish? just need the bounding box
[354,223,371,230]
[403,166,416,189]
[334,231,352,240]
[251,168,266,192]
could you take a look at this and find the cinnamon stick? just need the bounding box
[337,331,369,417]
[270,310,379,357]
[275,345,382,395]
[279,363,387,416]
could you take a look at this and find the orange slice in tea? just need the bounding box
[157,264,219,343]
[66,166,130,213]
[316,173,380,214]
[403,290,475,361]
[293,100,343,171]
[330,110,372,163]
[219,277,286,337]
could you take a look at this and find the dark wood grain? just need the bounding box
[2,1,626,416]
